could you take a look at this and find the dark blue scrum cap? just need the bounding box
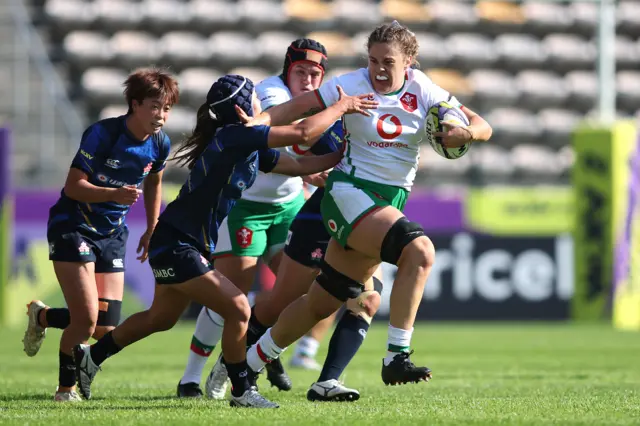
[206,74,255,124]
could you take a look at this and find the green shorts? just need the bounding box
[213,192,305,259]
[321,170,409,247]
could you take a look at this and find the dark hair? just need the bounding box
[123,67,180,114]
[367,21,420,67]
[171,103,221,169]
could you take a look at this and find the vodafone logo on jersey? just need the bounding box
[400,93,418,112]
[376,114,403,140]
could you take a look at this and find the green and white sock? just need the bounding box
[180,307,223,384]
[384,325,413,366]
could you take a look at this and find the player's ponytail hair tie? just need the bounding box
[390,19,415,37]
[206,74,255,124]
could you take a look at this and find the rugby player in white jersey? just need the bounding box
[240,21,493,394]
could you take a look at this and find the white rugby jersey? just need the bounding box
[242,75,304,204]
[317,68,460,189]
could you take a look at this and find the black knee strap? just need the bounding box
[372,276,384,294]
[380,217,425,265]
[97,298,122,327]
[316,260,364,302]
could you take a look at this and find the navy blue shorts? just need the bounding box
[47,223,129,273]
[148,222,213,285]
[284,189,329,268]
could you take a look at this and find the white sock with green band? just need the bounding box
[384,324,413,366]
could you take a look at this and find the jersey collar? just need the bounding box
[381,71,409,97]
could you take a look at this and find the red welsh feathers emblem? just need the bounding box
[236,227,253,248]
[400,92,417,113]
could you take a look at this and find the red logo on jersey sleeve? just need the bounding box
[236,227,253,248]
[400,93,418,113]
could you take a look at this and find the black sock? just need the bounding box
[89,331,122,366]
[58,351,76,388]
[318,311,370,382]
[247,308,268,347]
[224,358,251,397]
[45,308,70,329]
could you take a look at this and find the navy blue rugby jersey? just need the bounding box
[158,124,280,254]
[49,115,170,235]
[309,119,344,156]
[295,119,344,218]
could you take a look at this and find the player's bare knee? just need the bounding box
[71,311,98,339]
[237,296,252,324]
[398,236,435,272]
[226,296,251,325]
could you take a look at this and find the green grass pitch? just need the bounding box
[1,323,639,425]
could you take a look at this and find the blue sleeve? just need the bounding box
[217,124,270,153]
[310,120,344,156]
[258,148,280,173]
[70,124,112,175]
[151,133,171,173]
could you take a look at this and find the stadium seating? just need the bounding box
[178,67,223,104]
[190,0,240,32]
[94,0,143,31]
[617,71,640,112]
[515,70,568,109]
[617,1,640,37]
[564,70,598,112]
[538,108,583,148]
[63,31,112,66]
[110,31,161,69]
[380,0,430,26]
[428,1,478,33]
[521,1,573,34]
[162,32,212,68]
[467,69,518,109]
[29,0,640,186]
[471,144,515,179]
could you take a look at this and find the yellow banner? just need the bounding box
[466,187,573,236]
[572,120,637,321]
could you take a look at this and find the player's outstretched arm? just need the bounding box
[265,86,377,149]
[270,151,341,177]
[239,90,325,127]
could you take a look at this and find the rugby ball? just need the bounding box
[425,101,471,159]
